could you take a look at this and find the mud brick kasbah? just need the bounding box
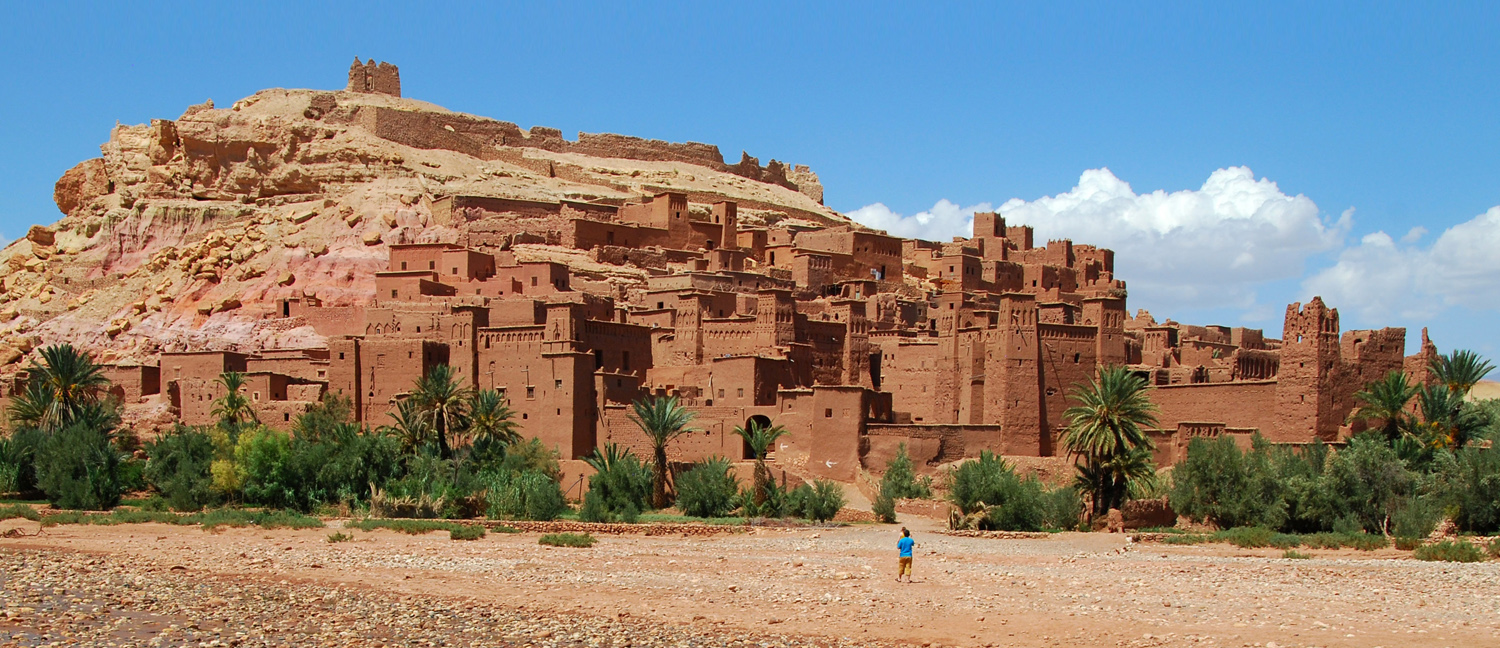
[16,60,1442,483]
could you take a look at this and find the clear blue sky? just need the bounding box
[2,2,1496,359]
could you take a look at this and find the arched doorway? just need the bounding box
[743,415,772,460]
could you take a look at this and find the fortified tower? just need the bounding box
[989,293,1044,454]
[1275,298,1342,442]
[348,58,401,97]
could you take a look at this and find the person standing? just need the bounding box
[896,527,915,582]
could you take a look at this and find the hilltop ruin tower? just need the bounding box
[348,58,400,97]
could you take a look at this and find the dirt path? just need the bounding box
[2,516,1497,647]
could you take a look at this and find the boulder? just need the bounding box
[52,158,110,218]
[361,230,384,246]
[26,225,55,247]
[277,272,296,286]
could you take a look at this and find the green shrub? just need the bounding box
[0,503,40,521]
[1169,436,1286,530]
[578,444,651,523]
[1269,533,1302,549]
[1322,436,1417,534]
[35,423,124,510]
[872,489,896,523]
[326,531,354,543]
[873,444,933,523]
[188,509,324,531]
[1302,532,1344,550]
[1394,537,1423,551]
[234,428,298,509]
[1413,539,1488,563]
[290,423,402,508]
[448,524,486,541]
[1,429,43,495]
[945,452,1060,531]
[1039,486,1083,531]
[1342,532,1389,551]
[0,434,28,495]
[1439,444,1500,534]
[1282,549,1311,559]
[1391,495,1443,540]
[484,469,568,521]
[1159,534,1209,545]
[1214,527,1275,548]
[144,428,219,511]
[880,444,933,499]
[674,457,740,518]
[347,518,461,535]
[787,479,846,522]
[740,479,786,518]
[539,532,595,547]
[495,438,562,479]
[1487,537,1500,558]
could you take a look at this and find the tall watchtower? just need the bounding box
[348,58,401,97]
[1274,297,1342,441]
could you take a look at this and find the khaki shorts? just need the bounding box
[898,556,912,576]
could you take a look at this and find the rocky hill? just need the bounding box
[0,60,843,370]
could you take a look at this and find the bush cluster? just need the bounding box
[540,531,597,546]
[946,451,1080,531]
[1414,540,1488,563]
[872,444,933,523]
[675,456,740,518]
[1170,431,1500,539]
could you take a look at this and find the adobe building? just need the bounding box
[141,193,1441,481]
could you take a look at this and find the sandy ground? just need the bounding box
[2,515,1498,648]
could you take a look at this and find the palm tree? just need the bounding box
[1351,370,1418,441]
[1062,365,1160,516]
[732,419,788,506]
[1411,384,1488,449]
[10,344,109,431]
[381,399,432,455]
[408,364,471,459]
[1429,350,1496,396]
[211,372,258,433]
[627,395,697,509]
[468,389,521,449]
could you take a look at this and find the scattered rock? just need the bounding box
[26,225,55,246]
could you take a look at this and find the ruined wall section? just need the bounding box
[348,59,401,96]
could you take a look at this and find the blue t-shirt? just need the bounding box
[898,536,914,557]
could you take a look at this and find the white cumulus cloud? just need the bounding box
[1304,206,1500,321]
[846,199,991,241]
[847,167,1350,315]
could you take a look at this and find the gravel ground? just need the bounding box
[2,516,1498,648]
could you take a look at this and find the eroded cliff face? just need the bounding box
[2,84,840,369]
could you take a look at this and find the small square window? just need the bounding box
[737,388,744,398]
[555,379,563,388]
[391,289,398,298]
[824,408,833,418]
[527,386,535,399]
[429,261,435,270]
[401,261,408,270]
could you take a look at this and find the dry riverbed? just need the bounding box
[2,516,1497,647]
